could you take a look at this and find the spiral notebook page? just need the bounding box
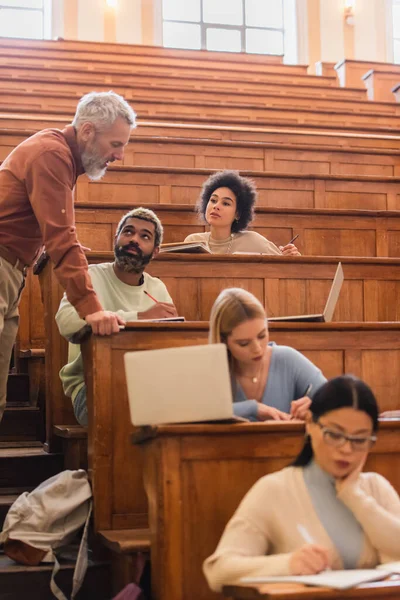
[241,569,391,590]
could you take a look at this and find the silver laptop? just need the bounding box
[124,344,235,426]
[268,262,344,323]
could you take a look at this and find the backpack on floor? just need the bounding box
[0,469,92,600]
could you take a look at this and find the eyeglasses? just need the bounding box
[316,421,377,452]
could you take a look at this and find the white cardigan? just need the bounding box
[203,466,400,592]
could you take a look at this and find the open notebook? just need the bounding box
[268,263,344,323]
[159,241,211,254]
[241,568,393,590]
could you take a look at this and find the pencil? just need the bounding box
[289,234,299,245]
[144,290,159,303]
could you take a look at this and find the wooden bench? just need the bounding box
[0,36,284,65]
[72,203,400,258]
[4,118,400,155]
[38,254,400,455]
[363,70,400,103]
[73,165,400,211]
[0,57,322,87]
[22,252,400,360]
[3,128,400,176]
[3,90,400,134]
[1,74,381,116]
[335,59,400,88]
[135,419,400,600]
[0,65,364,102]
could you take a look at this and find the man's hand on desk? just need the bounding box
[138,303,178,320]
[85,311,125,335]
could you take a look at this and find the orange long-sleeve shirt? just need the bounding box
[0,125,102,318]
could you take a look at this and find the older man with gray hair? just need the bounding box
[0,91,136,421]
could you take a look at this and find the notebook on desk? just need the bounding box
[124,343,241,426]
[268,262,344,323]
[240,568,391,590]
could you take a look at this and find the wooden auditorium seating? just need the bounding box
[0,36,284,65]
[0,66,365,101]
[3,89,400,133]
[335,58,400,88]
[73,202,400,257]
[2,74,379,112]
[3,125,400,175]
[136,419,400,600]
[3,37,400,598]
[73,165,400,211]
[20,251,400,361]
[363,69,400,102]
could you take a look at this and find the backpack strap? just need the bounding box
[49,501,93,600]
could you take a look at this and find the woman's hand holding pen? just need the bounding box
[291,384,313,420]
[280,243,301,256]
[290,396,312,420]
[290,545,331,575]
[279,234,301,256]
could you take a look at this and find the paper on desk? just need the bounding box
[240,569,391,590]
[377,562,400,573]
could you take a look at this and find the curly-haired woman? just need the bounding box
[184,170,300,255]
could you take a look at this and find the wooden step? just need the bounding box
[0,552,112,600]
[6,373,30,405]
[0,446,63,490]
[0,406,44,442]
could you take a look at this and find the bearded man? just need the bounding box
[0,91,137,420]
[55,207,177,426]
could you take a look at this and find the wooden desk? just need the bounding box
[29,252,400,358]
[223,579,400,599]
[72,203,400,258]
[136,421,400,600]
[36,252,400,452]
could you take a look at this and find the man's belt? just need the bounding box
[0,246,28,274]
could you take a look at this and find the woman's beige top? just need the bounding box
[203,466,400,592]
[184,231,281,255]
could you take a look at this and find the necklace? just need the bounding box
[239,361,264,384]
[208,233,235,254]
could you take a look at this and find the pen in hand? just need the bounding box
[144,290,159,303]
[297,524,331,571]
[289,234,299,245]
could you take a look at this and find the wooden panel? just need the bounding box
[364,280,400,321]
[303,228,376,257]
[74,169,400,213]
[299,350,344,379]
[198,278,264,321]
[76,223,113,251]
[140,420,400,600]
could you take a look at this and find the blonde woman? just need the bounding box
[204,376,400,591]
[184,170,300,255]
[209,288,326,421]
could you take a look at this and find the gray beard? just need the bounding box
[81,149,107,181]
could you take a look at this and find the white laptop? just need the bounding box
[268,262,344,323]
[124,344,235,426]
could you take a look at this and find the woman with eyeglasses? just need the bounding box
[209,287,326,421]
[184,170,300,255]
[204,375,400,592]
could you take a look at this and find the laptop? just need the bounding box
[124,343,236,426]
[268,262,344,323]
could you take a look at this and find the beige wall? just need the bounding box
[58,0,394,66]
